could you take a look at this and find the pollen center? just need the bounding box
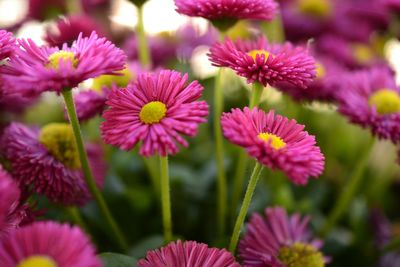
[139,101,167,124]
[17,255,58,267]
[248,49,273,62]
[315,62,326,79]
[258,132,286,150]
[39,123,80,169]
[92,67,133,91]
[46,50,78,70]
[352,44,373,64]
[369,89,400,115]
[278,242,325,267]
[298,0,332,18]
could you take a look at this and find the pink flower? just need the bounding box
[69,89,108,122]
[0,123,105,206]
[138,240,240,267]
[101,70,209,157]
[239,207,327,267]
[0,221,102,267]
[2,32,126,96]
[221,107,324,185]
[0,30,15,60]
[208,36,316,88]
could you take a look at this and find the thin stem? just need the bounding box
[320,137,375,237]
[62,90,128,251]
[249,82,264,109]
[159,155,173,243]
[229,162,263,253]
[136,5,151,67]
[214,67,227,238]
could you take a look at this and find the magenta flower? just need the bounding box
[337,66,400,143]
[0,30,15,60]
[221,107,324,185]
[69,89,109,122]
[239,207,326,267]
[0,221,102,267]
[138,240,240,267]
[0,123,105,206]
[101,70,209,157]
[208,36,316,88]
[2,32,126,96]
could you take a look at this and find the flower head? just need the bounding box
[69,89,109,122]
[239,206,326,267]
[0,221,102,267]
[2,32,126,96]
[221,107,324,184]
[208,36,316,88]
[138,240,240,267]
[337,66,400,143]
[0,123,105,206]
[0,30,16,60]
[101,70,209,156]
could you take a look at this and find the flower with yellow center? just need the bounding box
[39,123,80,169]
[298,0,332,18]
[352,44,374,65]
[278,242,325,267]
[17,255,58,267]
[369,89,400,115]
[92,67,133,91]
[258,132,286,150]
[248,49,273,63]
[46,50,78,70]
[139,101,167,124]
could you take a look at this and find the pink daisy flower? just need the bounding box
[0,221,102,267]
[221,107,324,185]
[337,66,400,143]
[175,0,278,30]
[208,36,316,88]
[0,30,15,60]
[0,123,105,206]
[138,240,240,267]
[101,70,209,157]
[239,207,327,267]
[2,32,126,96]
[68,89,109,122]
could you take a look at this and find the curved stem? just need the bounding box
[159,155,173,243]
[214,67,227,238]
[137,5,151,67]
[229,162,263,253]
[320,137,375,237]
[62,90,128,251]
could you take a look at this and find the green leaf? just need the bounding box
[100,253,137,267]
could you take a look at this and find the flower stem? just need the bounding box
[214,67,227,238]
[137,5,151,67]
[230,82,264,225]
[320,137,375,237]
[159,155,173,243]
[62,90,128,251]
[229,162,263,253]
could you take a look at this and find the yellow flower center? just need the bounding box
[46,50,78,70]
[352,44,374,64]
[248,49,273,63]
[39,123,80,169]
[139,101,167,124]
[298,0,332,18]
[369,89,400,115]
[315,62,326,80]
[278,242,325,267]
[92,67,133,91]
[17,255,58,267]
[258,132,286,150]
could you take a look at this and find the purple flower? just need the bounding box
[208,36,316,88]
[239,206,326,267]
[69,89,108,122]
[0,221,102,267]
[0,123,105,206]
[138,240,240,267]
[0,30,16,61]
[221,107,324,185]
[2,32,126,96]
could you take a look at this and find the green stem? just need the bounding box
[62,90,128,251]
[159,155,173,243]
[229,162,263,253]
[66,207,88,232]
[230,82,264,225]
[320,138,375,237]
[214,67,227,238]
[137,5,151,67]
